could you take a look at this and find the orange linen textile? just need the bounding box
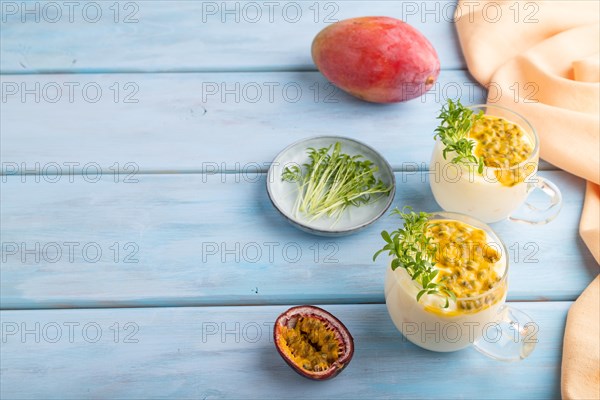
[455,2,599,399]
[455,0,600,264]
[562,275,600,400]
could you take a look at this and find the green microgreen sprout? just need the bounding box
[281,142,392,224]
[373,207,456,308]
[434,98,485,174]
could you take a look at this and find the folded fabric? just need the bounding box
[562,276,600,400]
[455,0,599,85]
[456,1,600,264]
[455,2,599,399]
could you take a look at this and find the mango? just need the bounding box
[311,17,440,103]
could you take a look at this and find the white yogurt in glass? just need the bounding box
[427,104,563,224]
[429,138,537,223]
[384,212,508,352]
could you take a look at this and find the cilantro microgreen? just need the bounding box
[282,142,392,222]
[433,99,485,174]
[373,207,456,308]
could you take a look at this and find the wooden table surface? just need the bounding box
[1,1,598,398]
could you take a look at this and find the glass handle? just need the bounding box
[509,176,562,225]
[473,305,538,362]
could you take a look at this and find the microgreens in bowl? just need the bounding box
[281,142,392,223]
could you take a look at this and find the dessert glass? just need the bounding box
[429,104,562,224]
[384,212,537,361]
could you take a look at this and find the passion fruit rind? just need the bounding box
[274,305,354,380]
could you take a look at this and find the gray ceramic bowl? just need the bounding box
[266,136,396,236]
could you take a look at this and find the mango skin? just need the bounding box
[312,17,440,103]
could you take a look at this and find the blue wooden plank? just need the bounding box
[1,70,557,174]
[0,1,464,74]
[0,302,569,399]
[1,171,595,309]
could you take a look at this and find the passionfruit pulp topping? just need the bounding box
[274,305,354,380]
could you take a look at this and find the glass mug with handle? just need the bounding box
[429,104,562,224]
[383,212,537,361]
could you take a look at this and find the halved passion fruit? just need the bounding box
[274,305,354,380]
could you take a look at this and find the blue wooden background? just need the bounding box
[1,1,597,398]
